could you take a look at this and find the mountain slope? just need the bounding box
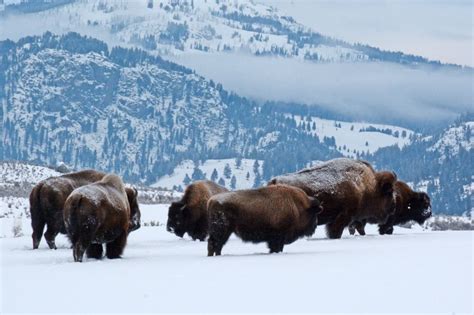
[0,32,339,183]
[1,0,459,67]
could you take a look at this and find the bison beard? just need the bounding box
[207,185,322,256]
[29,169,106,250]
[63,174,131,262]
[269,158,397,239]
[166,180,228,241]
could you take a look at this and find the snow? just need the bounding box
[291,115,415,157]
[0,203,472,313]
[152,158,263,190]
[429,121,473,158]
[0,161,60,184]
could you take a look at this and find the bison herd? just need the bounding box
[29,158,432,262]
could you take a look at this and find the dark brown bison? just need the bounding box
[63,174,133,262]
[207,184,322,256]
[167,180,228,241]
[349,181,432,235]
[269,158,397,239]
[29,169,106,249]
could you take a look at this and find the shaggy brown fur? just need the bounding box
[125,187,141,233]
[268,158,397,239]
[167,180,228,241]
[29,169,106,249]
[349,180,432,235]
[63,174,131,262]
[207,184,322,256]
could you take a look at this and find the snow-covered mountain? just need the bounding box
[1,0,454,67]
[0,32,340,183]
[1,33,471,215]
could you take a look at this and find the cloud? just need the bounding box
[171,52,473,128]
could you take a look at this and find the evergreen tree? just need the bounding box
[192,167,205,180]
[235,157,242,168]
[230,175,237,190]
[224,163,232,179]
[211,168,218,182]
[218,177,226,187]
[183,173,191,185]
[246,171,250,180]
[253,160,260,174]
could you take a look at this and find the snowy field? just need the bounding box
[1,204,472,313]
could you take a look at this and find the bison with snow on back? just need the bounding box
[207,184,322,256]
[167,180,228,241]
[349,180,432,235]
[29,169,106,249]
[268,158,397,239]
[63,174,137,262]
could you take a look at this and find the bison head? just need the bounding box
[408,192,432,225]
[126,187,141,232]
[376,171,398,217]
[166,201,188,237]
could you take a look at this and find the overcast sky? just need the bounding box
[264,0,473,67]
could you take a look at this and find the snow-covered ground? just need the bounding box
[291,115,414,157]
[1,204,472,313]
[153,158,263,190]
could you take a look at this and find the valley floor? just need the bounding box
[1,205,472,313]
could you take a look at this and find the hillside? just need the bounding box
[0,32,339,183]
[1,0,449,66]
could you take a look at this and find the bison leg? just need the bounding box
[31,213,46,249]
[86,244,104,259]
[268,238,285,254]
[326,213,351,239]
[348,224,356,235]
[354,221,366,236]
[379,224,394,235]
[208,212,232,256]
[73,242,86,262]
[106,232,127,259]
[44,225,59,250]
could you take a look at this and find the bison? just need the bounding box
[167,180,228,241]
[29,169,106,249]
[349,180,432,235]
[269,158,397,239]
[207,184,322,256]
[63,174,134,262]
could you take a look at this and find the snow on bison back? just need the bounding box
[269,158,397,239]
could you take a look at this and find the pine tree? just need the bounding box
[183,173,191,185]
[218,177,226,187]
[192,166,205,180]
[235,157,242,168]
[211,168,218,182]
[230,175,237,190]
[253,160,260,174]
[246,171,250,180]
[224,163,232,179]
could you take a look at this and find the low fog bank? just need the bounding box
[171,52,473,129]
[264,0,473,67]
